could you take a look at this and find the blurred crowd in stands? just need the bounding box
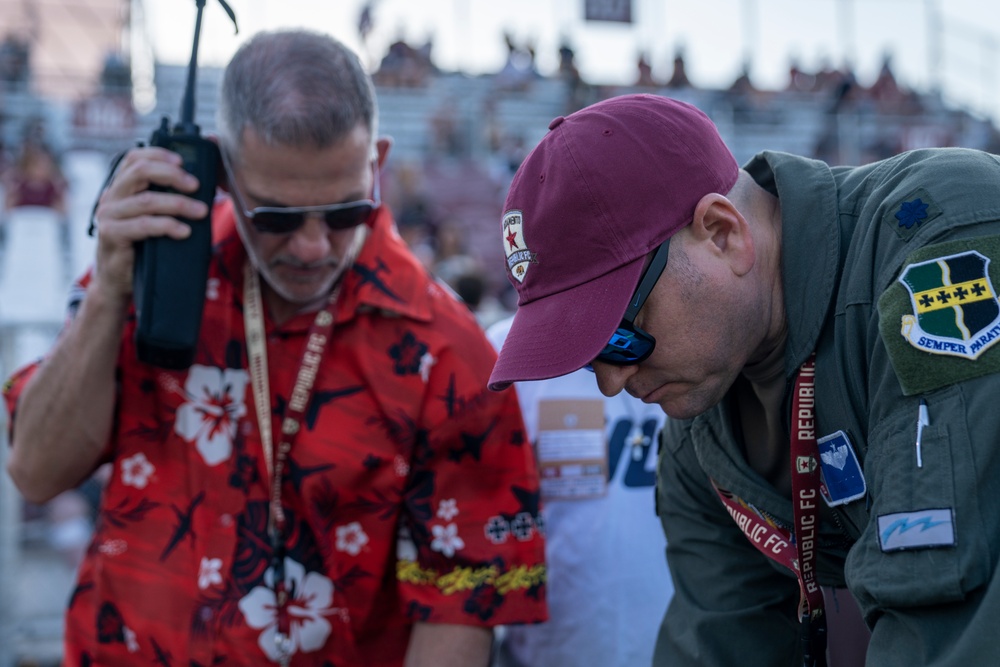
[366,35,1000,333]
[0,116,79,567]
[0,118,67,217]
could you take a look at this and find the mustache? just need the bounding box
[268,257,340,270]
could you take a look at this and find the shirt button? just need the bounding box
[200,606,213,622]
[220,514,234,527]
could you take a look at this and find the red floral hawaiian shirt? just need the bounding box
[4,201,548,666]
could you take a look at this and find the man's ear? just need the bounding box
[206,134,230,194]
[690,193,755,276]
[375,136,393,171]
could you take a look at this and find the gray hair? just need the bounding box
[217,30,378,160]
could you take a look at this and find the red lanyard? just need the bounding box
[713,355,827,667]
[244,263,339,666]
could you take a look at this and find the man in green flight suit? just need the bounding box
[488,93,1000,666]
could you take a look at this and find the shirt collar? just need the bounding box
[743,151,841,373]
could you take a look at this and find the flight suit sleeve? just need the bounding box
[850,233,1000,664]
[654,419,802,667]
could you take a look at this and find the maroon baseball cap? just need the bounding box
[489,94,738,391]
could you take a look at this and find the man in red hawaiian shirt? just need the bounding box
[4,31,546,666]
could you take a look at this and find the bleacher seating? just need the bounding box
[0,207,66,386]
[0,207,68,326]
[62,150,106,278]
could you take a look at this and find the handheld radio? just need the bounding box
[133,0,237,369]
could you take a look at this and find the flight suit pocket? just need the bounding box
[845,388,990,619]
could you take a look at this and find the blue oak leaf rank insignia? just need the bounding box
[895,199,930,230]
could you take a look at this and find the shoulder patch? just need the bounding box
[885,188,941,241]
[878,235,1000,395]
[817,431,866,507]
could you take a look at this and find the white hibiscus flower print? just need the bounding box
[396,525,418,562]
[97,539,128,557]
[431,523,465,557]
[206,277,221,301]
[198,557,223,590]
[174,365,249,466]
[123,626,139,653]
[418,352,436,383]
[120,452,155,489]
[335,522,369,556]
[238,558,338,663]
[393,455,410,478]
[436,499,459,521]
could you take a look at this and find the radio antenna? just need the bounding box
[178,0,238,130]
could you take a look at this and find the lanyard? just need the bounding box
[243,262,339,666]
[713,355,826,667]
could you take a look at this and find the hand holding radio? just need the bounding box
[129,0,236,369]
[87,0,235,368]
[90,147,209,303]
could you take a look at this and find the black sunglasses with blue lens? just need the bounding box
[586,237,671,371]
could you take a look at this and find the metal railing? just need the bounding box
[0,321,64,667]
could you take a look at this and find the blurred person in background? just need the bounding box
[2,141,67,214]
[4,29,546,667]
[487,315,671,667]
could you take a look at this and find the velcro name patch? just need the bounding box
[877,509,955,552]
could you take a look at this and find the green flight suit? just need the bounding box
[655,148,1000,666]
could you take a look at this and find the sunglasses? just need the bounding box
[221,149,380,234]
[586,237,671,371]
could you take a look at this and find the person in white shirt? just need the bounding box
[487,315,673,667]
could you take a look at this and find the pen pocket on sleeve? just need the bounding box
[845,388,990,617]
